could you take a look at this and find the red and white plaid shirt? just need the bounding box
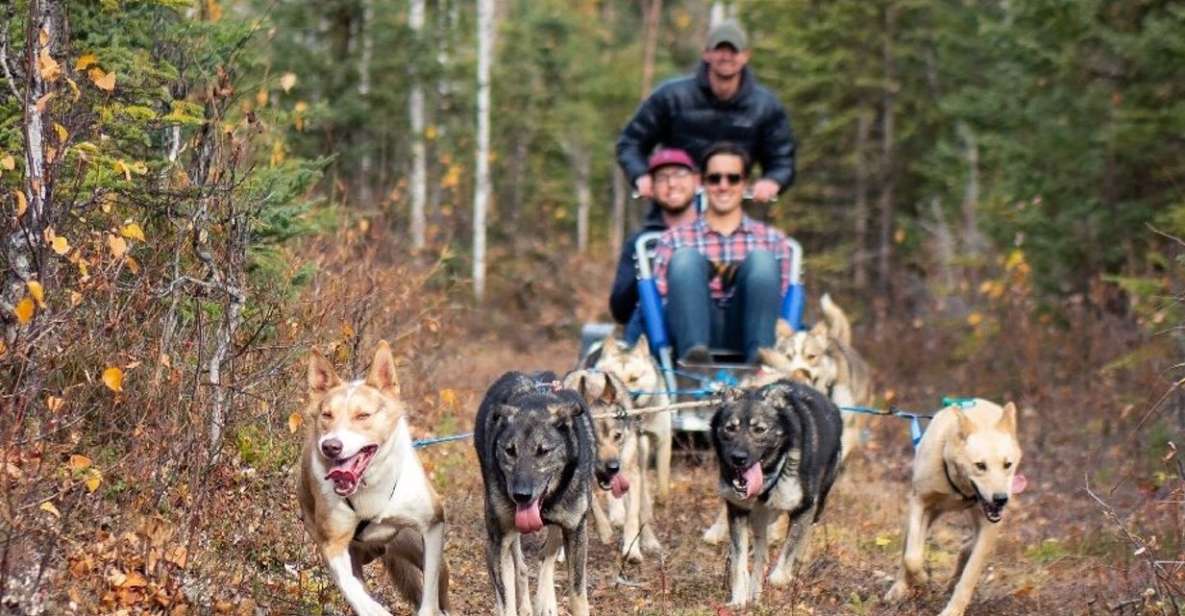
[652,216,792,304]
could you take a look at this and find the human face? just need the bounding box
[702,43,750,80]
[652,165,697,214]
[704,154,747,216]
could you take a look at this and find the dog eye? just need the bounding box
[320,411,332,419]
[752,425,767,435]
[975,462,987,471]
[612,431,623,442]
[504,445,517,457]
[536,445,552,457]
[355,412,371,420]
[1003,461,1012,469]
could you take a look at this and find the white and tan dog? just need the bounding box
[298,342,448,616]
[592,335,673,502]
[884,399,1027,616]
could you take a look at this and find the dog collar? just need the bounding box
[943,460,977,503]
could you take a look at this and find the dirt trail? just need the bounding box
[396,330,1081,616]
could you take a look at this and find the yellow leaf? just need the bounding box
[13,189,26,217]
[0,340,6,356]
[0,155,13,170]
[121,571,147,588]
[51,236,70,255]
[46,395,64,412]
[102,367,124,392]
[26,280,45,308]
[874,534,892,547]
[94,70,115,92]
[424,125,438,141]
[125,256,140,275]
[107,234,127,258]
[256,88,268,107]
[14,297,34,324]
[68,454,92,471]
[34,91,54,113]
[39,501,60,518]
[120,223,145,241]
[166,546,188,568]
[37,48,61,82]
[439,388,459,408]
[84,469,102,493]
[75,53,97,71]
[114,159,131,181]
[69,291,82,307]
[38,28,49,47]
[54,123,68,144]
[280,72,297,92]
[287,411,302,434]
[967,312,983,327]
[65,76,80,101]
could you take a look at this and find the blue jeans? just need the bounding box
[665,248,780,363]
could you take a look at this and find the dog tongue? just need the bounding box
[326,469,358,496]
[610,473,630,499]
[514,501,544,534]
[1012,473,1028,494]
[744,463,764,500]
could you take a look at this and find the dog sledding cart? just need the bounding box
[582,212,806,432]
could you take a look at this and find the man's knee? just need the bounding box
[668,247,709,291]
[739,250,778,285]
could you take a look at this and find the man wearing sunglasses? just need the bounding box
[651,143,790,364]
[609,148,701,343]
[616,19,794,219]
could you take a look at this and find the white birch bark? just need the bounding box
[358,0,375,203]
[409,0,427,248]
[473,0,493,302]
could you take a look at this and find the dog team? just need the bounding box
[296,295,1025,616]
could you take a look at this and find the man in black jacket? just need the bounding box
[610,148,699,344]
[616,20,795,213]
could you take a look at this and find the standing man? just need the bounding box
[616,20,795,213]
[609,148,700,344]
[652,143,791,364]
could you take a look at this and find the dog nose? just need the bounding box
[511,488,535,505]
[729,451,749,468]
[321,438,343,459]
[605,460,621,474]
[992,493,1009,508]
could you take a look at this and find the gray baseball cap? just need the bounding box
[705,20,749,51]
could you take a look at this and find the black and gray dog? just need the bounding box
[474,371,595,616]
[711,379,843,608]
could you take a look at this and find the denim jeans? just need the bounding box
[665,248,780,363]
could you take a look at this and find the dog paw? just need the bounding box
[642,534,662,553]
[623,545,643,564]
[937,607,966,616]
[767,564,795,587]
[702,523,726,546]
[884,581,910,603]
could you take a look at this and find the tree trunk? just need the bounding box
[876,4,898,298]
[853,110,872,289]
[357,0,375,204]
[473,0,493,302]
[610,169,626,252]
[565,140,591,253]
[639,0,663,100]
[957,122,982,259]
[409,0,427,248]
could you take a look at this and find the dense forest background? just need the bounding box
[2,0,1184,614]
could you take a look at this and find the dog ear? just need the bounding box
[757,347,792,373]
[632,335,650,357]
[308,351,341,394]
[956,408,976,440]
[775,319,794,339]
[600,374,618,404]
[997,402,1018,434]
[721,386,746,404]
[366,340,400,396]
[600,337,620,358]
[548,399,585,423]
[493,404,519,424]
[809,319,829,339]
[760,383,792,409]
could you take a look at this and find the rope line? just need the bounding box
[412,432,474,449]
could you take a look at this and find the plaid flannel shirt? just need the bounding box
[652,216,792,305]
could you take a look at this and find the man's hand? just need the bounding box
[752,179,780,202]
[635,174,654,199]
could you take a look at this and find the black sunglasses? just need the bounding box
[706,172,744,186]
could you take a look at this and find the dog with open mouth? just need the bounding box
[563,369,661,563]
[474,371,595,616]
[710,379,843,608]
[297,341,448,616]
[885,398,1026,616]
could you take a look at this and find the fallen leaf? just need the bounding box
[13,189,27,217]
[34,91,54,113]
[287,411,302,434]
[70,291,82,307]
[120,223,145,241]
[40,501,60,518]
[51,236,70,255]
[256,88,268,107]
[103,367,124,392]
[280,72,296,92]
[874,534,892,547]
[46,395,64,412]
[94,70,116,92]
[0,154,13,170]
[14,297,34,324]
[107,234,127,258]
[126,256,140,274]
[68,454,92,471]
[26,280,45,308]
[54,123,68,144]
[65,76,80,101]
[166,546,187,568]
[37,48,61,82]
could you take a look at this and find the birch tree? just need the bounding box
[473,0,493,301]
[409,0,427,248]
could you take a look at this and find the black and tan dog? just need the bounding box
[711,380,843,608]
[474,372,594,616]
